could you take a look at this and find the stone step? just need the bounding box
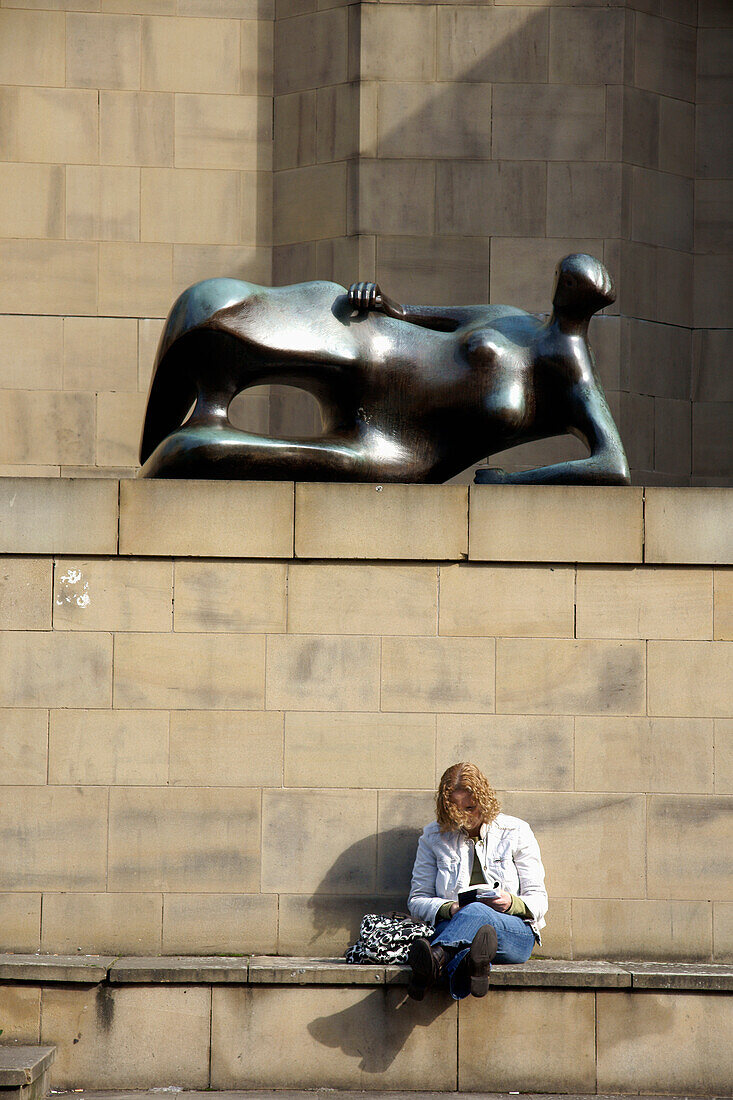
[43,1092,721,1100]
[0,1046,55,1100]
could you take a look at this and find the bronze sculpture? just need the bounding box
[138,253,629,485]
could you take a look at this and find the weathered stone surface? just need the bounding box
[572,899,713,962]
[41,893,162,956]
[645,488,733,564]
[162,893,277,956]
[469,486,643,563]
[0,986,40,1043]
[0,1047,54,1087]
[625,961,733,991]
[248,957,384,984]
[109,956,249,983]
[119,480,294,557]
[596,989,733,1095]
[211,985,457,1090]
[42,984,210,1089]
[0,954,113,982]
[489,959,631,988]
[459,988,596,1093]
[0,479,118,555]
[294,483,468,560]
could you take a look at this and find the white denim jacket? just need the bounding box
[408,814,548,941]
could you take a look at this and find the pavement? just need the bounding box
[49,1092,728,1099]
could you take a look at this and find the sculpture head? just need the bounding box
[436,761,501,834]
[552,253,616,319]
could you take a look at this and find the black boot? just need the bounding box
[468,923,498,997]
[407,938,449,1000]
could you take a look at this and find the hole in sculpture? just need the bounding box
[228,384,323,439]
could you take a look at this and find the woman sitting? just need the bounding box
[407,762,547,1000]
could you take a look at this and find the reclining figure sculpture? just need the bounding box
[138,252,629,485]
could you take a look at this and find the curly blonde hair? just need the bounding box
[436,762,501,833]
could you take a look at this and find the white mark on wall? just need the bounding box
[56,567,91,608]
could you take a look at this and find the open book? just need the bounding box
[458,881,502,907]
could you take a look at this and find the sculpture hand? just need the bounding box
[348,282,383,312]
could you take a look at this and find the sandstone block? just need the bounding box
[67,12,141,89]
[163,893,277,954]
[170,710,283,786]
[572,898,713,961]
[0,893,41,953]
[295,484,467,560]
[575,716,713,793]
[277,893,402,957]
[439,563,573,637]
[288,562,437,635]
[537,896,572,959]
[715,719,733,794]
[0,478,118,555]
[173,242,271,292]
[0,9,65,86]
[141,166,241,245]
[596,990,733,1094]
[492,84,605,161]
[647,640,733,717]
[98,241,173,317]
[714,903,733,960]
[376,790,439,894]
[459,989,595,1092]
[547,162,626,239]
[109,785,260,891]
[647,794,733,899]
[261,788,377,893]
[438,6,548,83]
[436,160,546,238]
[634,11,696,101]
[274,163,346,245]
[240,17,272,95]
[0,786,107,891]
[64,317,138,392]
[42,984,210,1089]
[49,709,169,785]
[266,634,380,711]
[53,558,172,632]
[496,638,645,715]
[142,15,240,92]
[632,165,693,252]
[273,8,347,95]
[66,165,140,243]
[114,632,265,709]
[501,790,646,898]
[274,90,316,170]
[0,987,40,1043]
[0,163,65,240]
[436,714,573,791]
[100,90,174,166]
[576,565,712,639]
[0,240,97,316]
[0,87,98,165]
[0,710,47,786]
[0,391,95,467]
[0,316,63,391]
[97,391,148,467]
[175,92,268,170]
[362,4,435,81]
[284,712,435,790]
[549,8,626,84]
[382,636,495,713]
[211,985,457,1089]
[0,558,52,631]
[119,480,294,557]
[0,631,112,708]
[378,82,491,159]
[350,160,435,237]
[41,892,163,955]
[174,561,286,632]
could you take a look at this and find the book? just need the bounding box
[457,882,502,907]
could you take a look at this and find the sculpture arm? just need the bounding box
[348,282,484,333]
[479,372,630,487]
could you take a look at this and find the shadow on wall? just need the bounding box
[305,827,422,951]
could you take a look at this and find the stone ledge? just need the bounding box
[0,1047,55,1087]
[1,954,732,992]
[108,957,249,983]
[0,955,114,983]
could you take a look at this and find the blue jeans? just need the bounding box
[431,901,535,1000]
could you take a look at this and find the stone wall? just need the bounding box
[1,479,731,960]
[0,0,274,476]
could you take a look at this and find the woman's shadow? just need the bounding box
[304,827,454,1072]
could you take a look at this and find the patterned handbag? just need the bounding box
[345,912,435,964]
